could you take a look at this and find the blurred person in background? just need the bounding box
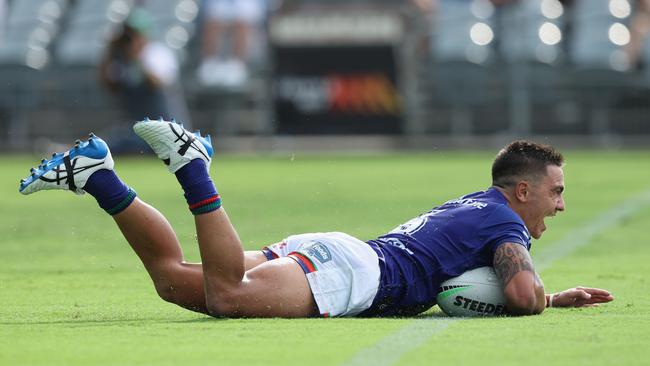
[412,0,436,54]
[412,0,436,13]
[100,8,191,152]
[626,0,650,69]
[196,0,267,88]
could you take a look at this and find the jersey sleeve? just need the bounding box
[481,206,531,254]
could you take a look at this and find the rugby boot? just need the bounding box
[19,134,114,195]
[133,118,213,173]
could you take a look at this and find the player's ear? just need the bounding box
[514,181,529,202]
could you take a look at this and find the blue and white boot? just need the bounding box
[19,133,114,195]
[133,118,213,173]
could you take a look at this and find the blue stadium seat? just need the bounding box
[643,36,650,81]
[427,0,499,134]
[7,0,64,26]
[570,0,632,71]
[432,0,496,64]
[55,0,198,66]
[71,0,132,23]
[140,0,199,63]
[567,0,637,136]
[499,0,565,64]
[55,0,134,66]
[0,0,67,69]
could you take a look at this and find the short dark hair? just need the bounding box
[492,140,564,188]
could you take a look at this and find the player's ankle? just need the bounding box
[84,169,137,215]
[175,159,221,215]
[189,194,222,215]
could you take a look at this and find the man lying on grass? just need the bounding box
[20,121,613,317]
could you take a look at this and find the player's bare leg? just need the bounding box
[134,119,318,318]
[113,200,269,309]
[19,133,270,315]
[100,197,271,313]
[111,198,207,312]
[194,209,317,317]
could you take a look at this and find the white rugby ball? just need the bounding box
[436,266,507,317]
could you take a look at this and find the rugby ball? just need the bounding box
[436,266,507,317]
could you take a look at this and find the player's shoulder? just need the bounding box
[486,198,525,226]
[456,188,525,226]
[474,190,531,248]
[441,188,507,212]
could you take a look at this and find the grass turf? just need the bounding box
[1,151,649,366]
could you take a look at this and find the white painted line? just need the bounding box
[535,188,650,271]
[340,318,456,366]
[340,187,650,366]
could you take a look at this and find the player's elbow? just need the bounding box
[506,293,544,315]
[503,279,545,315]
[501,271,546,316]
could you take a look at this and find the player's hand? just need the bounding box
[550,287,614,308]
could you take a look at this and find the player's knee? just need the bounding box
[205,293,240,317]
[154,282,178,304]
[152,273,184,304]
[150,264,192,305]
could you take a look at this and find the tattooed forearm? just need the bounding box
[493,243,535,287]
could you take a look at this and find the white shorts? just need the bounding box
[263,232,380,317]
[204,0,264,23]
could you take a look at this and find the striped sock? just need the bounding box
[175,159,221,215]
[188,195,222,215]
[84,169,137,215]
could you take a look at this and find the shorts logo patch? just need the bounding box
[306,242,332,263]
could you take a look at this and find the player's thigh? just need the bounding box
[244,250,268,270]
[228,257,318,318]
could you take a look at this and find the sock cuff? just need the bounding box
[189,194,221,215]
[106,188,137,215]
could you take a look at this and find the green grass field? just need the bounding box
[2,150,649,366]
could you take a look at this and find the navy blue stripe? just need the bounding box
[289,255,311,274]
[261,248,277,261]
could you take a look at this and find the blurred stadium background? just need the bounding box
[1,0,649,153]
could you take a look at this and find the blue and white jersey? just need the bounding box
[361,187,531,317]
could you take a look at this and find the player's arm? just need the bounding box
[545,287,614,308]
[493,242,546,315]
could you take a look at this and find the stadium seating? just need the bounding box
[570,0,631,70]
[55,0,198,66]
[0,0,649,151]
[0,0,70,149]
[55,0,132,66]
[140,0,199,64]
[497,0,568,134]
[427,0,499,135]
[432,0,496,64]
[568,0,636,136]
[644,36,650,80]
[0,0,68,68]
[499,0,565,64]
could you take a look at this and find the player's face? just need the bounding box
[526,165,565,239]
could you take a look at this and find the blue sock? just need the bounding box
[175,159,221,215]
[83,169,136,215]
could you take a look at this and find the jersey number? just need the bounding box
[389,209,446,235]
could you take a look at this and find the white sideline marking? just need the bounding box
[535,188,650,271]
[340,187,650,366]
[340,318,455,366]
